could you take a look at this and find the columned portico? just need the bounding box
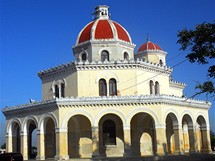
[55,128,69,160]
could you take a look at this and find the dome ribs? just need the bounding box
[95,20,114,39]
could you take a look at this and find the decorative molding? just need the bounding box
[2,95,211,117]
[38,59,172,80]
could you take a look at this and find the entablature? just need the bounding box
[2,94,211,118]
[38,59,173,80]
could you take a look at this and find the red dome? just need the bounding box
[138,41,162,52]
[77,19,131,44]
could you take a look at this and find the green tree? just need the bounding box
[211,131,215,150]
[1,143,6,149]
[177,21,215,98]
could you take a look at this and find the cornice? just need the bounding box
[38,59,173,80]
[2,95,211,117]
[170,80,186,88]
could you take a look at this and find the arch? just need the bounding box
[123,51,129,60]
[127,108,159,125]
[38,113,58,132]
[95,71,119,84]
[109,78,117,96]
[79,50,88,61]
[62,109,94,128]
[99,78,107,96]
[94,108,126,126]
[181,111,194,127]
[163,110,179,126]
[155,81,160,95]
[22,116,38,134]
[149,80,154,95]
[101,50,109,61]
[195,112,209,128]
[6,118,22,134]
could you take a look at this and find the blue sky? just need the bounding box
[0,0,214,146]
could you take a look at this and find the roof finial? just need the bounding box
[147,34,150,42]
[92,5,110,20]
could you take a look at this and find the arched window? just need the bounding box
[150,80,154,95]
[109,78,117,96]
[103,120,116,145]
[55,85,59,98]
[159,59,163,66]
[61,83,65,98]
[101,50,109,61]
[155,81,160,95]
[99,79,107,96]
[82,53,87,61]
[124,52,129,60]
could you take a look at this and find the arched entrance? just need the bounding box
[182,114,195,153]
[131,113,156,156]
[67,115,92,158]
[196,115,208,152]
[11,122,21,153]
[99,114,124,157]
[165,113,179,154]
[26,119,37,159]
[44,118,56,158]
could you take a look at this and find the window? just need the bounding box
[101,50,109,61]
[124,52,129,60]
[82,53,87,61]
[149,80,154,95]
[61,83,65,98]
[55,85,59,98]
[159,59,163,66]
[109,78,117,96]
[99,79,107,96]
[155,81,160,95]
[103,120,116,145]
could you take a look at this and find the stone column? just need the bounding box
[123,125,133,157]
[55,128,69,160]
[201,126,212,153]
[188,126,197,153]
[36,129,45,160]
[173,124,184,154]
[6,132,13,152]
[20,131,28,160]
[155,123,167,156]
[91,126,100,158]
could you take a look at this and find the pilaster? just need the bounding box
[20,131,28,160]
[6,133,13,152]
[188,126,197,153]
[54,127,69,160]
[36,130,45,160]
[123,125,133,157]
[91,126,100,158]
[201,126,212,153]
[173,124,184,154]
[155,123,167,156]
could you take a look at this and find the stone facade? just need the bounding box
[2,5,212,161]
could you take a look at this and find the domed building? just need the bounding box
[2,5,212,161]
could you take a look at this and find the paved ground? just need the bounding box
[26,153,215,161]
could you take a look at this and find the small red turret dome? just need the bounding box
[138,38,162,52]
[76,5,132,45]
